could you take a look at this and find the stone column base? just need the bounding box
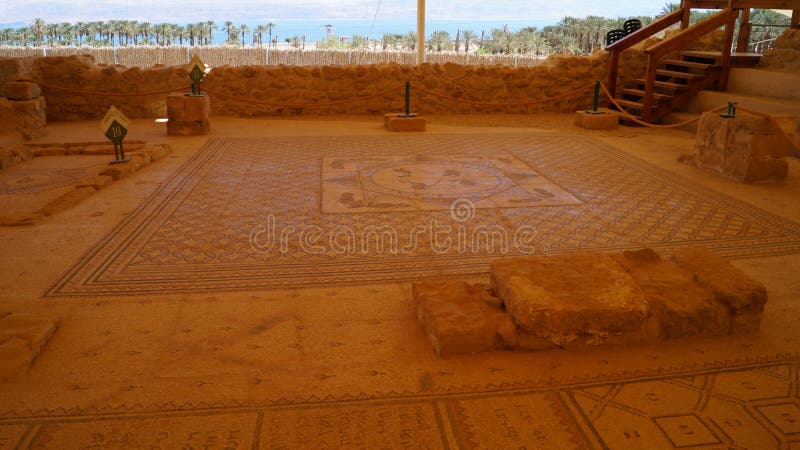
[384,113,426,132]
[574,110,619,130]
[167,93,210,136]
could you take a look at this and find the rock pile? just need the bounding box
[413,247,767,356]
[760,29,800,73]
[3,81,46,140]
[691,110,790,183]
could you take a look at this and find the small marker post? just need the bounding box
[585,81,605,114]
[720,101,737,118]
[399,81,416,118]
[101,106,131,163]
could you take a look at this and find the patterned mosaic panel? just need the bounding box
[48,134,800,296]
[2,360,798,448]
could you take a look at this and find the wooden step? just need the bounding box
[656,69,702,80]
[613,99,647,110]
[664,59,717,70]
[635,79,689,91]
[679,50,720,64]
[621,88,673,101]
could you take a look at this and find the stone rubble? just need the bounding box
[414,247,767,356]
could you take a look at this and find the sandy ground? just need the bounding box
[0,113,799,448]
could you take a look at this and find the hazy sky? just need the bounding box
[0,0,669,24]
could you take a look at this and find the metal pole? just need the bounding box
[593,81,600,112]
[417,0,425,64]
[405,81,411,116]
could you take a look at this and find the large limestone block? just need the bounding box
[384,113,426,132]
[10,96,47,140]
[491,253,649,347]
[413,281,507,356]
[167,93,210,136]
[0,313,60,381]
[672,246,767,333]
[614,249,730,339]
[4,81,41,100]
[694,111,789,183]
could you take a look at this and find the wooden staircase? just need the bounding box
[611,52,723,123]
[605,6,741,124]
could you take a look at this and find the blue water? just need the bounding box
[0,18,556,46]
[212,19,555,45]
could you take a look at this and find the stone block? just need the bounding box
[672,246,767,333]
[10,97,46,140]
[413,280,504,356]
[694,111,789,183]
[491,253,649,347]
[4,81,41,100]
[574,110,619,130]
[614,248,730,339]
[76,175,115,190]
[40,186,97,216]
[0,313,60,381]
[141,144,172,161]
[167,119,210,136]
[384,113,426,132]
[167,93,210,135]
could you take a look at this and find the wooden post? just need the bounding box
[681,0,692,29]
[642,56,657,122]
[736,8,751,52]
[607,50,620,99]
[792,10,800,29]
[719,11,737,92]
[417,0,425,64]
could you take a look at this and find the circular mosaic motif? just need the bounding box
[363,162,510,199]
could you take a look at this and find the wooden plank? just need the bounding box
[685,0,800,8]
[635,79,689,90]
[606,9,684,52]
[621,88,674,101]
[663,59,715,69]
[793,10,800,29]
[642,59,658,122]
[656,69,703,79]
[736,9,751,52]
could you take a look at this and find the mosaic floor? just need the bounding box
[48,134,800,296]
[1,357,798,448]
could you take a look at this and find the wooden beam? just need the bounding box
[719,10,738,91]
[684,0,798,9]
[681,0,691,28]
[792,10,800,29]
[736,9,751,52]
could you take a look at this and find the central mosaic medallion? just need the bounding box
[322,154,582,213]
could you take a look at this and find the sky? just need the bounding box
[0,0,670,25]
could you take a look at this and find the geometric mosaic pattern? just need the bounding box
[2,359,798,448]
[0,168,86,195]
[48,134,800,296]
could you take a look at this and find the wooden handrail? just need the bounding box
[645,8,739,60]
[606,9,684,52]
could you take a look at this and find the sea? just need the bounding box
[1,18,557,46]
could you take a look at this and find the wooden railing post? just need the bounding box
[642,56,658,122]
[736,9,751,52]
[607,50,620,98]
[719,11,738,91]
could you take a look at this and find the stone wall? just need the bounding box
[0,53,607,120]
[760,29,800,73]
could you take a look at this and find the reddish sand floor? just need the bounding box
[1,114,799,448]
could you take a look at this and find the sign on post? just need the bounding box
[186,55,206,96]
[102,106,131,163]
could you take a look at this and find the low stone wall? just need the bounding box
[0,53,608,120]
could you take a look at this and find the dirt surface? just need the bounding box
[1,113,799,448]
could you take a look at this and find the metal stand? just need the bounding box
[399,81,417,118]
[720,101,737,119]
[585,81,606,114]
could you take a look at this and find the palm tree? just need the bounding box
[403,31,417,51]
[223,21,234,42]
[254,24,266,45]
[427,30,451,52]
[206,20,217,45]
[462,30,477,53]
[266,22,276,48]
[240,24,249,46]
[32,18,46,46]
